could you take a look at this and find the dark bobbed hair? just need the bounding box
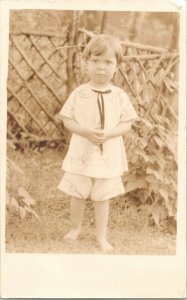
[83,34,123,65]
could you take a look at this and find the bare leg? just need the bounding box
[94,200,113,251]
[63,196,86,240]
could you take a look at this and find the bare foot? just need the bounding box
[98,239,114,252]
[63,229,80,241]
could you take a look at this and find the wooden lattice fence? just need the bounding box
[7,26,179,146]
[7,30,70,144]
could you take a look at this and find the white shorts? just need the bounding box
[58,172,125,201]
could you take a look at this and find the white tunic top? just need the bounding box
[60,83,138,178]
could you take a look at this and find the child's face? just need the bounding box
[86,48,118,86]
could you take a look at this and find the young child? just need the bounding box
[58,34,138,252]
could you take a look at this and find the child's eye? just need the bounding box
[106,60,112,64]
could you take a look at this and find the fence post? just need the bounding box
[100,11,109,33]
[67,11,77,95]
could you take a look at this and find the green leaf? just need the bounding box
[154,135,164,148]
[147,167,163,181]
[140,138,148,148]
[25,207,39,218]
[124,174,137,183]
[130,154,138,164]
[18,186,35,206]
[145,174,156,184]
[159,206,168,220]
[141,118,153,129]
[164,77,178,93]
[135,149,150,162]
[10,197,19,209]
[126,179,147,193]
[155,155,166,169]
[164,198,174,217]
[164,136,177,161]
[160,188,168,201]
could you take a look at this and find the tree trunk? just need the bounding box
[132,12,146,42]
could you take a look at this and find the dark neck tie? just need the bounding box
[92,89,112,153]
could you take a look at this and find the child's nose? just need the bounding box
[97,62,105,69]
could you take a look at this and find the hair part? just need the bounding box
[83,34,123,65]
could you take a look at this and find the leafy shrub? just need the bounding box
[123,114,177,234]
[6,157,39,220]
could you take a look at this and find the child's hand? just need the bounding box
[84,129,108,145]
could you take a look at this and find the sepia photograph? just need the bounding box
[5,8,179,255]
[0,0,186,298]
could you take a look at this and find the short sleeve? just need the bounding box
[59,91,75,119]
[119,91,138,123]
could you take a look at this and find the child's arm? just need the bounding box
[63,117,104,145]
[105,120,133,139]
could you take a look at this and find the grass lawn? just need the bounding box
[6,146,176,255]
